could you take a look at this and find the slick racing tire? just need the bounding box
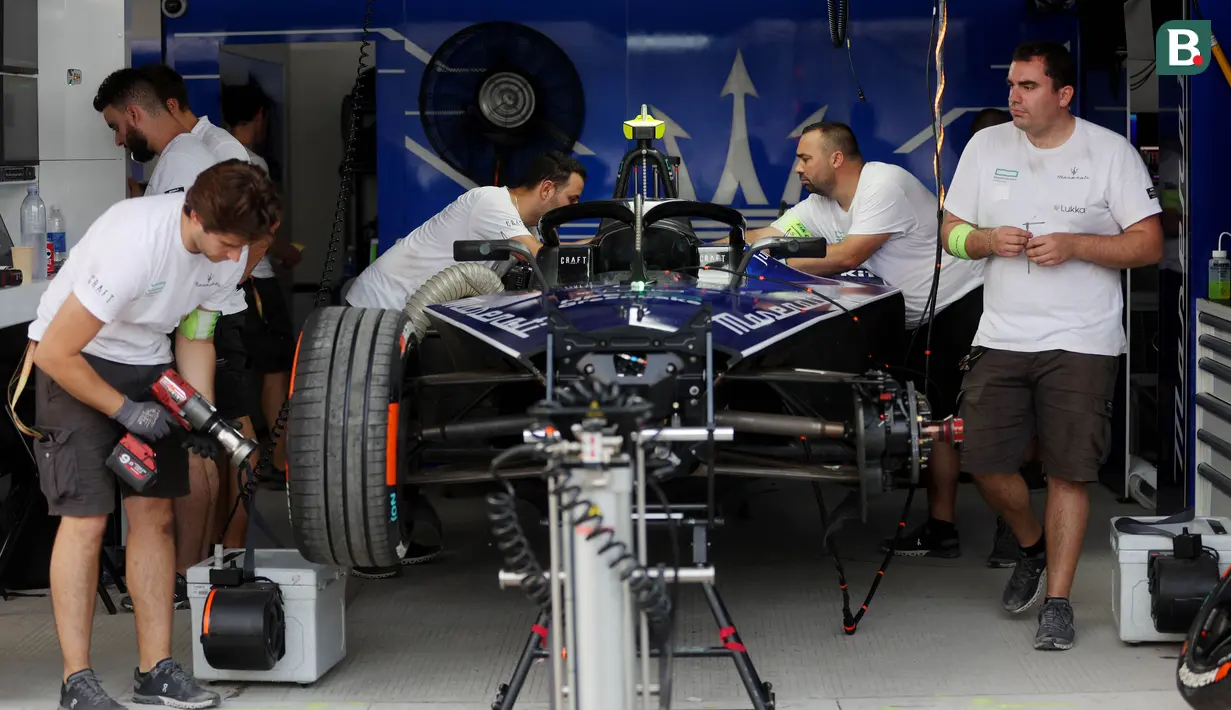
[1176,571,1231,709]
[286,306,414,569]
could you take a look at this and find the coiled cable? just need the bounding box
[827,0,849,48]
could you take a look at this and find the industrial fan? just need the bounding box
[418,21,586,187]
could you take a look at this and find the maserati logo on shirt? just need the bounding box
[1058,167,1090,180]
[195,273,219,288]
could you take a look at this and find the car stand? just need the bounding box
[492,502,774,710]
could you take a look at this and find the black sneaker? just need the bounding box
[987,517,1018,568]
[61,669,126,709]
[1002,546,1047,614]
[351,565,400,579]
[1034,597,1076,650]
[121,574,189,612]
[879,520,960,558]
[132,658,220,708]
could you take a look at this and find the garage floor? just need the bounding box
[0,479,1195,710]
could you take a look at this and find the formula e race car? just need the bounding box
[283,107,962,570]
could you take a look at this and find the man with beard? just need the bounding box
[93,67,257,613]
[93,68,217,198]
[744,121,984,566]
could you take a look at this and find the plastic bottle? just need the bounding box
[19,185,48,282]
[47,205,66,276]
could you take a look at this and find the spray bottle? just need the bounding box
[1210,232,1231,300]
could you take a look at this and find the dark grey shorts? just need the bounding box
[957,348,1118,483]
[33,352,190,517]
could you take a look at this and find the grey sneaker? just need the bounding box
[878,520,960,558]
[61,669,126,709]
[987,517,1018,568]
[1002,546,1047,614]
[132,658,220,708]
[1034,597,1076,650]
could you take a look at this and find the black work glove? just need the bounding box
[111,397,175,441]
[182,431,220,460]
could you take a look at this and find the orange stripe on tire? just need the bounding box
[386,402,399,486]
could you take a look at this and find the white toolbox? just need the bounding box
[1111,514,1231,643]
[187,548,347,683]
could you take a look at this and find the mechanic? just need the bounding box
[92,67,217,198]
[25,161,281,710]
[744,122,984,558]
[345,150,587,310]
[342,150,585,579]
[97,67,259,612]
[875,108,1038,566]
[139,63,251,163]
[941,41,1162,651]
[220,82,303,498]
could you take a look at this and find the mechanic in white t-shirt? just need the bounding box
[749,122,984,556]
[346,150,587,311]
[92,67,218,199]
[24,162,281,710]
[940,41,1163,652]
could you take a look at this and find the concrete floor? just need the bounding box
[0,478,1197,710]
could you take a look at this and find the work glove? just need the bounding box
[111,397,175,441]
[182,431,220,460]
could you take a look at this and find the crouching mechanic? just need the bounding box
[343,150,586,578]
[941,40,1162,650]
[745,121,984,557]
[26,161,281,709]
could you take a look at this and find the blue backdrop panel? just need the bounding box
[162,1,1099,255]
[1185,4,1231,505]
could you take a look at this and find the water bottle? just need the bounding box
[1211,247,1231,300]
[19,185,48,282]
[47,205,66,275]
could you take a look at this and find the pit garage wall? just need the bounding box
[1187,2,1231,511]
[155,1,1120,260]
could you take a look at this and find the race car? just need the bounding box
[283,107,962,570]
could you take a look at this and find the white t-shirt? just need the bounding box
[244,150,276,280]
[772,161,984,328]
[944,117,1161,356]
[28,193,248,366]
[144,130,248,316]
[345,186,533,309]
[144,132,218,197]
[191,116,250,164]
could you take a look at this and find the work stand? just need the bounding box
[491,503,775,710]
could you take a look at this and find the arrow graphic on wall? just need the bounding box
[713,49,768,205]
[648,106,696,200]
[780,105,829,206]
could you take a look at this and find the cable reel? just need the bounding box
[199,569,287,672]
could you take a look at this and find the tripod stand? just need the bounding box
[490,424,774,710]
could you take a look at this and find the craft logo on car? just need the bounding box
[712,294,832,335]
[1156,20,1211,75]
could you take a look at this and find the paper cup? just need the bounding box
[9,246,33,284]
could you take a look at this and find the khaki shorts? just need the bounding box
[957,348,1118,483]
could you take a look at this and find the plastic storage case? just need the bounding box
[1111,515,1231,643]
[187,549,347,683]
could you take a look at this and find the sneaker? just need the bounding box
[61,669,125,709]
[132,658,220,708]
[1034,597,1076,650]
[878,520,960,558]
[987,517,1018,568]
[121,574,189,612]
[350,566,400,579]
[1002,546,1047,614]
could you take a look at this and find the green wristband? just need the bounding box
[178,308,219,340]
[771,213,813,238]
[948,223,975,260]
